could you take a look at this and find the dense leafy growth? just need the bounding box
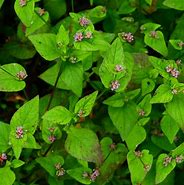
[0,0,184,184]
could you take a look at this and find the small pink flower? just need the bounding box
[144,164,151,172]
[139,109,145,117]
[150,31,159,38]
[48,135,56,143]
[55,163,65,177]
[48,127,55,133]
[82,172,89,178]
[165,65,173,73]
[122,32,134,43]
[85,31,93,39]
[115,64,124,72]
[38,8,45,16]
[56,168,65,176]
[16,71,28,80]
[178,41,184,48]
[172,89,178,94]
[110,80,120,91]
[0,153,7,160]
[135,150,142,158]
[69,56,77,63]
[77,109,85,117]
[163,156,172,167]
[175,155,183,164]
[19,0,27,7]
[55,163,62,170]
[90,169,100,182]
[165,66,180,78]
[176,59,181,65]
[16,126,24,139]
[79,17,90,27]
[109,143,116,150]
[74,32,83,42]
[171,68,180,78]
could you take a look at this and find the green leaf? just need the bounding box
[103,89,140,107]
[145,0,152,6]
[99,38,133,92]
[163,0,184,10]
[43,0,66,21]
[151,136,176,151]
[161,114,179,144]
[26,8,49,36]
[96,143,127,185]
[10,96,39,158]
[24,133,41,149]
[87,6,107,24]
[171,142,184,157]
[36,155,64,177]
[138,94,152,116]
[155,154,176,184]
[0,0,4,9]
[60,62,83,97]
[14,0,35,27]
[166,93,184,130]
[0,63,26,92]
[169,39,184,50]
[3,41,36,60]
[41,119,62,144]
[74,41,98,52]
[127,150,153,185]
[144,31,168,57]
[39,62,83,97]
[74,91,98,117]
[100,137,113,159]
[65,127,102,164]
[48,175,64,185]
[103,93,125,107]
[11,159,25,168]
[67,167,92,185]
[137,117,150,126]
[108,102,138,141]
[126,125,146,150]
[140,23,161,34]
[118,0,136,14]
[149,56,177,79]
[150,84,173,104]
[141,78,155,96]
[56,25,69,50]
[42,106,73,125]
[0,122,10,151]
[0,167,15,185]
[28,33,61,61]
[10,96,39,134]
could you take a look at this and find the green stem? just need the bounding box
[46,62,62,111]
[71,0,74,12]
[96,89,108,101]
[43,144,53,157]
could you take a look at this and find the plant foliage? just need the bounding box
[0,0,184,184]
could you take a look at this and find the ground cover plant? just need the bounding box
[0,0,184,184]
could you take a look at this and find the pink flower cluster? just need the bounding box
[55,163,65,177]
[83,169,100,182]
[48,127,56,143]
[74,31,93,42]
[79,17,90,27]
[122,32,134,43]
[110,80,120,91]
[166,66,180,78]
[16,126,24,139]
[19,0,26,7]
